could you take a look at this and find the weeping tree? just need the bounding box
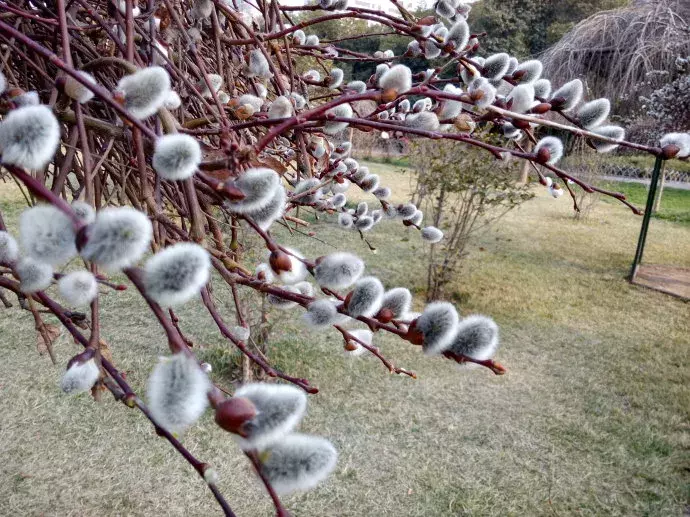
[541,0,690,115]
[0,0,687,515]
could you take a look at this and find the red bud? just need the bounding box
[661,144,680,160]
[530,102,552,114]
[535,147,551,164]
[376,307,394,323]
[269,250,293,273]
[405,320,424,346]
[214,397,257,435]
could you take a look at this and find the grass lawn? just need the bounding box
[1,162,689,517]
[599,181,690,225]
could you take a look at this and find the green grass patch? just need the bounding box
[600,181,690,225]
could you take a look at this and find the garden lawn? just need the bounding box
[0,162,688,517]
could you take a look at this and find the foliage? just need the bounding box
[471,0,626,58]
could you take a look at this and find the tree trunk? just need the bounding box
[518,141,533,183]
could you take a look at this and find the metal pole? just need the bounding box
[630,155,664,280]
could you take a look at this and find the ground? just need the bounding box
[0,162,689,517]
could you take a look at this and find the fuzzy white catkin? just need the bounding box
[381,287,412,318]
[58,270,98,307]
[533,78,552,99]
[144,243,210,307]
[346,329,372,356]
[328,68,344,89]
[355,216,374,232]
[444,19,469,50]
[303,299,340,329]
[314,252,364,289]
[421,226,444,243]
[378,65,412,94]
[323,103,353,135]
[343,158,358,173]
[276,247,308,285]
[225,168,280,214]
[303,69,321,82]
[116,66,171,119]
[305,34,319,46]
[80,206,153,270]
[409,210,424,226]
[435,0,455,19]
[13,91,39,107]
[330,193,347,208]
[293,178,322,204]
[0,71,6,95]
[147,353,210,434]
[505,57,518,75]
[470,78,497,109]
[152,134,201,181]
[407,40,421,57]
[374,63,389,83]
[514,59,542,84]
[482,53,510,81]
[346,80,367,94]
[332,141,351,158]
[247,49,272,79]
[294,281,314,297]
[0,231,19,265]
[660,133,690,158]
[256,263,275,283]
[591,125,625,153]
[551,79,583,112]
[372,187,391,201]
[20,205,77,266]
[71,200,95,224]
[268,96,294,119]
[63,71,97,103]
[346,276,384,318]
[232,383,307,451]
[405,111,440,132]
[238,94,264,112]
[338,213,353,229]
[0,105,60,171]
[259,434,337,494]
[397,203,417,219]
[16,257,53,293]
[61,357,100,394]
[246,185,286,231]
[445,315,499,361]
[360,174,379,193]
[417,301,460,355]
[549,184,564,198]
[508,84,535,113]
[293,29,306,45]
[290,93,306,110]
[577,99,610,129]
[534,136,564,165]
[164,90,181,110]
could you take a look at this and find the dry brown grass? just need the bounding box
[1,163,688,516]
